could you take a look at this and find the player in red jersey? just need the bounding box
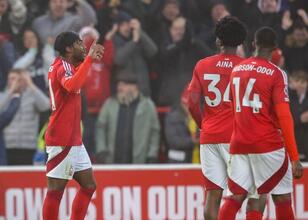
[42,31,104,220]
[187,16,247,220]
[218,27,303,220]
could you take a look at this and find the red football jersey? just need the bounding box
[45,57,83,146]
[189,54,244,144]
[230,56,289,154]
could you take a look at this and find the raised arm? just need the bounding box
[60,56,93,92]
[60,43,104,92]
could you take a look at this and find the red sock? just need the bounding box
[70,188,95,220]
[246,210,263,220]
[218,197,242,220]
[43,190,64,220]
[275,200,295,220]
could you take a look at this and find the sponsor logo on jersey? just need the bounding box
[65,71,73,78]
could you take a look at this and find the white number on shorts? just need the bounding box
[232,77,262,113]
[48,79,56,111]
[203,74,230,107]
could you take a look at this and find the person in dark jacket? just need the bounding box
[229,0,283,51]
[112,11,158,96]
[0,39,15,91]
[164,87,198,163]
[283,21,308,73]
[197,2,230,52]
[0,72,21,165]
[289,70,308,161]
[157,16,212,107]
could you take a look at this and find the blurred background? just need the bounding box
[1,0,308,166]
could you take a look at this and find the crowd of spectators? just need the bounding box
[0,0,307,165]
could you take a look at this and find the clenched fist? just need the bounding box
[88,40,104,60]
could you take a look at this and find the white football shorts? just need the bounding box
[46,144,92,180]
[227,147,292,196]
[200,144,230,190]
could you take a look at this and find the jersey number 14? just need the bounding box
[233,77,262,113]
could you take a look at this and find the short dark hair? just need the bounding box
[214,16,247,47]
[163,0,180,8]
[116,72,138,84]
[114,10,132,24]
[54,31,81,56]
[255,26,277,49]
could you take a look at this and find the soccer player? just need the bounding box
[218,27,303,220]
[187,16,247,220]
[42,31,104,220]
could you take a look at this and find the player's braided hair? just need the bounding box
[54,31,81,56]
[215,16,247,47]
[255,27,277,49]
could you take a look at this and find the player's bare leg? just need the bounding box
[47,177,69,190]
[246,195,267,220]
[43,178,68,220]
[272,193,295,220]
[204,189,223,220]
[218,194,247,220]
[70,168,96,220]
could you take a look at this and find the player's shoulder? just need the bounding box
[271,63,288,84]
[196,54,220,66]
[268,61,286,74]
[59,58,73,72]
[257,58,287,79]
[252,57,287,82]
[50,57,63,70]
[52,57,74,77]
[195,54,227,70]
[233,56,277,71]
[48,57,60,75]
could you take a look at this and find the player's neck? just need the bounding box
[221,47,237,55]
[255,50,271,60]
[61,56,81,67]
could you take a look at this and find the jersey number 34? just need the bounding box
[204,74,263,113]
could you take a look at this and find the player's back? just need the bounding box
[230,56,288,154]
[194,53,244,144]
[45,57,82,146]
